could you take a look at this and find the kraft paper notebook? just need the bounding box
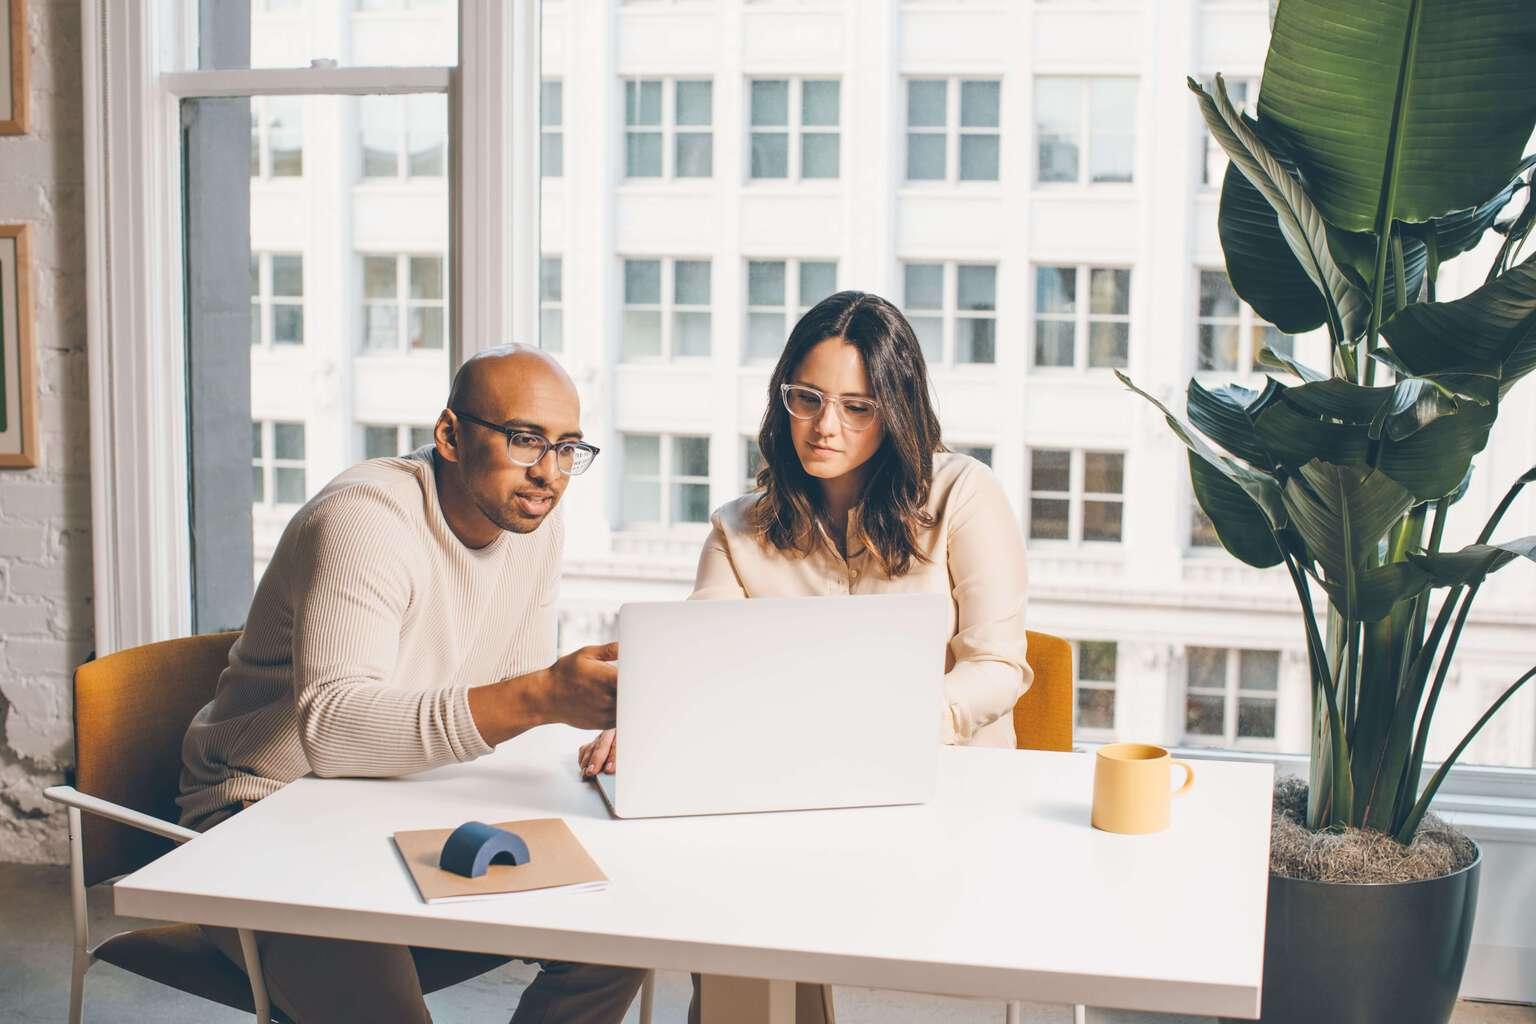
[392,818,609,904]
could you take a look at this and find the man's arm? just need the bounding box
[468,642,619,746]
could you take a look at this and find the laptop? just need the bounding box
[593,592,948,818]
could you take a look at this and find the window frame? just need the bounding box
[357,92,449,182]
[902,75,1002,186]
[746,76,842,184]
[250,251,305,349]
[742,257,838,363]
[1032,74,1138,188]
[1194,266,1290,378]
[1181,646,1282,751]
[251,419,308,510]
[360,421,436,461]
[359,252,449,355]
[1030,263,1133,372]
[619,256,713,362]
[621,75,715,181]
[249,94,305,181]
[1026,446,1125,545]
[540,77,563,178]
[619,431,713,529]
[901,259,999,368]
[1073,638,1119,741]
[539,254,564,353]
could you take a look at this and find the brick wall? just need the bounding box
[0,0,91,864]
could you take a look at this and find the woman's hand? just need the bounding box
[578,729,617,776]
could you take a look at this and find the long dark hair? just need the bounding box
[748,290,945,578]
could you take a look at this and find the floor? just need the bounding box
[1,863,1531,1024]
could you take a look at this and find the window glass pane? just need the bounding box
[1034,321,1076,367]
[1187,647,1226,689]
[408,306,443,350]
[273,422,305,459]
[675,81,713,126]
[363,256,396,298]
[748,261,786,306]
[956,318,996,364]
[1031,448,1071,492]
[540,310,563,352]
[1089,268,1130,315]
[243,0,457,68]
[1030,499,1070,540]
[673,436,710,478]
[747,313,786,361]
[409,256,442,300]
[1080,640,1118,681]
[959,134,999,181]
[802,80,840,126]
[540,80,563,127]
[622,311,662,359]
[625,259,661,304]
[271,255,303,296]
[752,133,789,178]
[364,305,399,351]
[801,133,839,179]
[274,467,306,504]
[359,95,398,177]
[1078,688,1114,730]
[1240,650,1280,691]
[540,257,562,302]
[960,80,1000,128]
[1088,322,1129,368]
[1083,451,1124,493]
[911,317,943,364]
[267,97,304,177]
[1082,500,1123,542]
[364,425,397,459]
[541,132,562,178]
[408,426,434,450]
[1035,266,1076,313]
[957,265,996,311]
[674,483,712,523]
[626,132,662,177]
[799,262,837,307]
[1185,695,1225,737]
[624,434,661,475]
[251,421,263,458]
[1255,324,1292,370]
[1199,270,1240,318]
[907,80,947,128]
[1089,78,1137,183]
[623,481,662,523]
[675,132,713,177]
[904,263,944,310]
[906,134,946,180]
[751,80,789,126]
[1192,502,1222,548]
[405,93,446,177]
[1198,324,1241,372]
[673,311,712,357]
[674,260,711,305]
[1238,699,1277,738]
[626,80,661,125]
[744,436,765,486]
[272,304,304,345]
[956,445,993,467]
[1035,78,1081,183]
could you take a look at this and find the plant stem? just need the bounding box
[1285,550,1351,825]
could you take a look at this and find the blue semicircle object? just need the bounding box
[439,821,533,878]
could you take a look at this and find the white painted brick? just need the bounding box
[0,676,72,767]
[7,562,86,603]
[0,603,55,635]
[3,638,87,677]
[0,524,48,559]
[0,481,87,520]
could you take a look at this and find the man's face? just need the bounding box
[449,359,582,535]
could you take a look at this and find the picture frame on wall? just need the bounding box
[0,225,37,468]
[0,0,25,135]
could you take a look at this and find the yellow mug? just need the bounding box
[1091,743,1195,834]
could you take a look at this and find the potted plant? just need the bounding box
[1119,2,1536,1021]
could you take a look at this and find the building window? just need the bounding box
[1075,640,1118,735]
[540,256,564,353]
[1035,77,1136,185]
[362,423,435,460]
[954,444,993,468]
[250,253,304,347]
[250,96,303,179]
[749,78,840,180]
[360,254,447,353]
[621,257,712,360]
[252,420,307,507]
[745,259,838,362]
[1191,498,1222,549]
[743,435,764,492]
[541,79,563,178]
[624,78,713,179]
[621,433,712,526]
[1196,269,1292,374]
[1201,76,1257,188]
[1184,647,1279,746]
[903,262,997,366]
[359,94,447,179]
[1028,448,1124,543]
[1033,265,1131,370]
[905,78,1000,183]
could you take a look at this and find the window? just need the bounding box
[905,78,1000,183]
[541,79,563,178]
[749,78,840,180]
[1028,448,1124,543]
[361,423,435,460]
[903,262,997,366]
[1033,265,1131,369]
[249,96,303,178]
[621,434,711,527]
[624,78,713,179]
[250,253,304,347]
[1075,640,1118,735]
[252,421,307,507]
[1191,498,1222,549]
[540,256,564,353]
[1201,77,1257,188]
[1196,269,1292,374]
[954,445,993,467]
[360,254,446,353]
[359,94,447,179]
[743,435,764,492]
[1184,647,1280,747]
[1035,77,1136,185]
[744,259,838,362]
[621,258,712,360]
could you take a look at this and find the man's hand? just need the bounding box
[468,642,619,746]
[578,729,617,777]
[544,643,619,730]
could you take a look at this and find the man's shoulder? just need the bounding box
[294,456,432,545]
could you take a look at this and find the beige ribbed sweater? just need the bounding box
[177,448,562,830]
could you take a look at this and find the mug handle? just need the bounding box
[1170,759,1195,797]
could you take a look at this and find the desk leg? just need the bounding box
[699,974,796,1024]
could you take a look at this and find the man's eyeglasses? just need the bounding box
[779,384,881,432]
[450,409,600,476]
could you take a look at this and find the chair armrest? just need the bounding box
[43,786,199,844]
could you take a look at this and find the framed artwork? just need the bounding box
[0,225,37,468]
[1,0,24,135]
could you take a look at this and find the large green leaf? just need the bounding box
[1190,454,1286,568]
[1376,401,1496,499]
[1191,76,1370,343]
[1254,400,1371,470]
[1405,155,1536,262]
[1186,378,1282,469]
[1407,536,1536,585]
[1283,462,1416,589]
[1327,226,1428,314]
[1257,0,1536,231]
[1379,252,1536,399]
[1257,346,1326,383]
[1278,377,1461,440]
[1320,561,1430,622]
[1218,145,1332,334]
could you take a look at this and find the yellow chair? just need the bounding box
[43,633,503,1024]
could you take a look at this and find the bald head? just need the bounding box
[447,343,576,414]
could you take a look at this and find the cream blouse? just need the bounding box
[690,451,1032,748]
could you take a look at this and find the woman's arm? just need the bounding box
[690,513,749,599]
[943,464,1032,743]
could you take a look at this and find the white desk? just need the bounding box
[116,726,1273,1020]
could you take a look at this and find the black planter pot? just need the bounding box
[1225,847,1481,1024]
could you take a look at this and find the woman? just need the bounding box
[581,289,1031,764]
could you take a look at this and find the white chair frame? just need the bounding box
[43,785,274,1024]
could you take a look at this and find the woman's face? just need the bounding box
[786,336,887,485]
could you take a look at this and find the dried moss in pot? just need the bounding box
[1268,776,1478,885]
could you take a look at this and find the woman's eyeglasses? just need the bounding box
[450,409,601,476]
[779,384,881,432]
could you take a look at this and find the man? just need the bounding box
[178,346,644,1023]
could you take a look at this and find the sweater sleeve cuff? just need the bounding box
[448,686,495,761]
